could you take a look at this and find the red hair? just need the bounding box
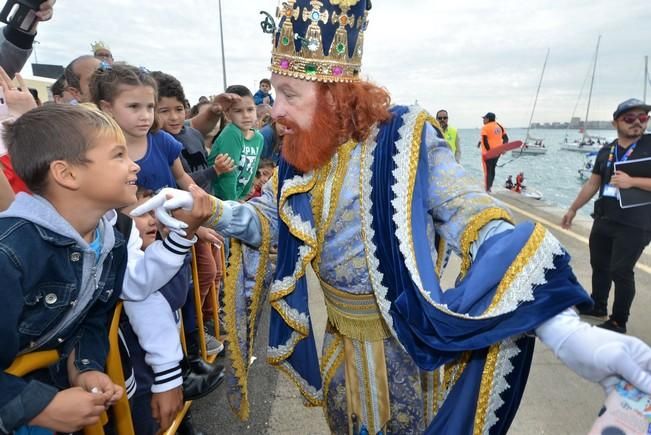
[319,80,392,144]
[280,80,393,173]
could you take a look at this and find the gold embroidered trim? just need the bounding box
[222,238,248,419]
[275,361,323,407]
[320,279,391,342]
[278,174,318,246]
[270,301,310,337]
[222,209,271,420]
[459,208,513,279]
[206,197,224,228]
[266,331,304,365]
[270,167,279,198]
[442,352,471,396]
[404,112,433,267]
[247,210,272,357]
[432,369,441,418]
[312,140,357,274]
[321,332,345,410]
[473,344,500,435]
[485,224,546,315]
[359,342,376,433]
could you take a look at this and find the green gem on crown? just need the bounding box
[281,36,290,46]
[336,43,346,54]
[305,64,317,75]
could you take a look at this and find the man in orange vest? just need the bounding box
[479,112,508,192]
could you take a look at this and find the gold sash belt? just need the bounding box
[319,278,391,342]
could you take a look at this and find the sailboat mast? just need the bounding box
[525,49,550,142]
[583,35,601,138]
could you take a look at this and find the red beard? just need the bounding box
[278,98,342,173]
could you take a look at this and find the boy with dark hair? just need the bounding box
[208,84,264,201]
[253,78,274,106]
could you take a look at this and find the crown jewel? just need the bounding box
[264,0,369,83]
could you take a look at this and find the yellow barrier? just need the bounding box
[82,302,133,435]
[4,242,226,434]
[189,243,225,364]
[5,350,59,377]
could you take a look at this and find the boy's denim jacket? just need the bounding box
[0,195,126,434]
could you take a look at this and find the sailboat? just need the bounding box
[512,49,549,156]
[561,36,606,153]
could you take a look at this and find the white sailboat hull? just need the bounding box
[512,146,547,155]
[560,143,604,153]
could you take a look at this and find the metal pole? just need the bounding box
[644,55,648,103]
[218,0,227,90]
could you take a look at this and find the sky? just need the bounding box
[27,0,651,128]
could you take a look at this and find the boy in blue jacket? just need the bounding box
[0,104,211,434]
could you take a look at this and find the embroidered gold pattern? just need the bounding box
[313,140,357,274]
[459,208,513,279]
[222,209,272,420]
[473,344,500,435]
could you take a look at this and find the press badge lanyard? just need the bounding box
[602,142,637,198]
[607,142,638,168]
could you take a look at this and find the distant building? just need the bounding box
[528,118,612,130]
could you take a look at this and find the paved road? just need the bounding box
[192,190,650,434]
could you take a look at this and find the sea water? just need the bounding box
[457,128,619,216]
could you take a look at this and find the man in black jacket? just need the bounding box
[562,98,651,333]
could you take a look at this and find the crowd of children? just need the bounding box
[0,38,281,435]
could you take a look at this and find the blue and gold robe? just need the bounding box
[212,105,589,434]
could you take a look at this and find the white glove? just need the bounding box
[537,309,651,393]
[129,188,194,236]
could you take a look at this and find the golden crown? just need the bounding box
[266,0,369,83]
[91,40,110,54]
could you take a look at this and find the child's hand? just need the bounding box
[75,371,123,407]
[29,387,107,432]
[171,185,215,238]
[196,226,221,244]
[210,93,241,114]
[213,153,235,175]
[151,386,184,432]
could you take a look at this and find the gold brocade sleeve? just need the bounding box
[223,208,273,420]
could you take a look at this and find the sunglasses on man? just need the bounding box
[620,113,649,124]
[437,116,448,121]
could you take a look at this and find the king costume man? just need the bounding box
[133,1,651,433]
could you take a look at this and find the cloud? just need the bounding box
[29,0,651,127]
